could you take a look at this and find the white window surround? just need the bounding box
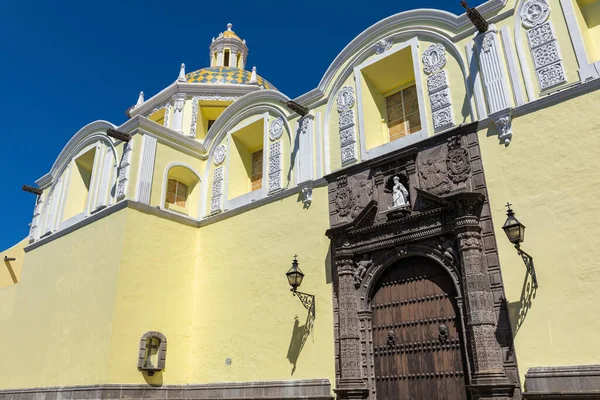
[42,140,118,237]
[222,113,271,211]
[159,161,202,218]
[353,37,429,160]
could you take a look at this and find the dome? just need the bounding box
[186,66,277,90]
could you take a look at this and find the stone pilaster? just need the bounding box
[335,255,369,400]
[453,194,513,399]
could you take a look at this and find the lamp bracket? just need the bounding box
[516,245,538,289]
[292,289,316,318]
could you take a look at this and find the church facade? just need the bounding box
[2,0,600,399]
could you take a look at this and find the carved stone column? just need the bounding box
[452,193,513,399]
[335,254,369,400]
[357,309,376,399]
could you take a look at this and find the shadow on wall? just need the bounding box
[142,370,164,387]
[286,311,315,375]
[507,270,538,338]
[4,259,18,284]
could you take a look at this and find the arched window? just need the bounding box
[162,164,201,218]
[137,331,167,375]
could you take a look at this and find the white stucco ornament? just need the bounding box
[336,86,355,113]
[521,0,550,29]
[214,144,227,165]
[422,44,447,74]
[269,117,284,141]
[374,38,393,55]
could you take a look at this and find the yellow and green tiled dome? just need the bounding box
[186,67,276,90]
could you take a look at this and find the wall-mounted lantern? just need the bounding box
[286,255,316,318]
[502,203,538,288]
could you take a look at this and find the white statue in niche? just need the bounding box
[392,176,409,208]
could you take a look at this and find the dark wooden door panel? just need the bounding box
[372,258,468,400]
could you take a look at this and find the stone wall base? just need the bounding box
[524,365,600,399]
[0,379,333,400]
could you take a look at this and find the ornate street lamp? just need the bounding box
[286,255,315,318]
[502,203,538,288]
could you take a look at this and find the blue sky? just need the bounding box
[0,0,481,249]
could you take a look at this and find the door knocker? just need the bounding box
[438,324,449,343]
[387,329,396,346]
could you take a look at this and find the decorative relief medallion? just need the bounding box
[527,23,554,48]
[432,108,454,131]
[430,89,452,111]
[268,141,282,192]
[214,144,226,165]
[337,86,355,113]
[531,41,561,69]
[340,127,356,147]
[374,38,393,55]
[537,62,566,90]
[336,86,357,165]
[476,32,495,53]
[189,96,200,138]
[446,136,471,184]
[427,71,448,93]
[422,44,447,74]
[525,20,566,91]
[269,117,284,141]
[335,179,353,218]
[427,69,454,132]
[418,138,471,195]
[339,110,354,129]
[521,0,550,29]
[341,146,356,164]
[211,166,224,213]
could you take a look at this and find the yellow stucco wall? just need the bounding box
[0,210,127,389]
[479,89,600,382]
[190,186,335,384]
[105,208,199,385]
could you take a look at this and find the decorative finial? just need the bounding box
[505,202,513,212]
[249,66,258,83]
[227,23,232,31]
[178,63,186,82]
[461,0,489,33]
[136,91,144,107]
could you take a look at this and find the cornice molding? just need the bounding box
[129,82,262,118]
[203,90,291,150]
[35,120,117,188]
[316,0,508,95]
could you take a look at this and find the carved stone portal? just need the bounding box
[325,123,520,400]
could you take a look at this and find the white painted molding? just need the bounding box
[171,93,186,133]
[210,166,224,214]
[135,135,158,205]
[559,0,599,82]
[473,27,512,114]
[336,85,357,166]
[295,115,314,185]
[35,121,117,188]
[268,140,283,193]
[353,37,429,161]
[116,140,133,201]
[466,41,489,120]
[423,44,455,133]
[526,21,567,91]
[514,0,539,101]
[317,0,509,94]
[28,195,43,243]
[500,27,527,106]
[489,108,514,145]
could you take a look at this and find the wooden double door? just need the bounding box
[371,257,469,400]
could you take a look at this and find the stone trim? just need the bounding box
[137,331,167,371]
[0,379,332,400]
[524,365,600,399]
